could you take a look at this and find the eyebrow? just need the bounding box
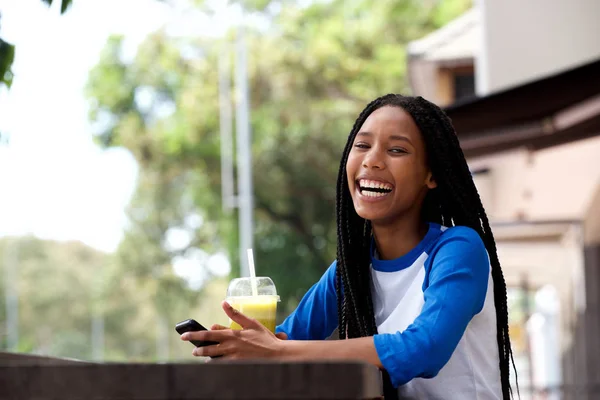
[357,131,412,143]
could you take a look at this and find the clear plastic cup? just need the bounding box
[226,277,280,333]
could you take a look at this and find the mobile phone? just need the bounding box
[175,319,219,348]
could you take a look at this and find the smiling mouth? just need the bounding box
[357,179,393,197]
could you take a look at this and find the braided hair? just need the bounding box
[334,94,517,400]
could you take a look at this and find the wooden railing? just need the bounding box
[0,352,383,399]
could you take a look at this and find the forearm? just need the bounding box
[278,337,383,369]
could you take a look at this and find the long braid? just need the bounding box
[334,94,517,400]
[335,95,399,398]
[414,97,518,399]
[335,97,386,339]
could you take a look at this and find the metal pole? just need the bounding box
[91,314,104,361]
[156,313,169,362]
[234,23,253,278]
[4,233,19,352]
[91,266,104,361]
[219,41,236,212]
[1,136,19,351]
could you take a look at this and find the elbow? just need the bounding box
[417,339,452,379]
[375,331,455,387]
[420,364,443,380]
[389,345,449,387]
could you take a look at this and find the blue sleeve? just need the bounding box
[373,227,490,387]
[275,261,339,340]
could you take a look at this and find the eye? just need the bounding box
[389,148,408,154]
[354,142,370,149]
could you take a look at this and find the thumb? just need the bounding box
[210,324,228,330]
[275,332,288,340]
[222,301,259,329]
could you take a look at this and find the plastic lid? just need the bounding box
[226,276,279,299]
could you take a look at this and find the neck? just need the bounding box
[371,214,428,261]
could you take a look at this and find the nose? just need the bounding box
[362,148,385,170]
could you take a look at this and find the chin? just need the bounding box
[354,207,386,222]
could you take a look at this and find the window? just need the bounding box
[453,72,476,101]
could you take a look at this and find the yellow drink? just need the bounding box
[228,296,278,333]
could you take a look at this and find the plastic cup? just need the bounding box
[226,277,280,333]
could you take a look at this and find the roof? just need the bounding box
[443,57,600,157]
[407,8,477,62]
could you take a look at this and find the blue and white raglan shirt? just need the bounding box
[276,222,502,399]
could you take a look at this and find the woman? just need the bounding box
[181,94,517,399]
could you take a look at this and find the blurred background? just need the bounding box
[0,0,599,398]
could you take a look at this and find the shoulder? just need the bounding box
[424,225,490,285]
[439,224,484,244]
[324,259,337,279]
[432,225,487,255]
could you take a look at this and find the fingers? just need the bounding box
[275,332,288,340]
[181,329,224,344]
[210,324,228,330]
[192,343,227,358]
[222,301,259,330]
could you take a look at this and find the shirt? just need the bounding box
[276,222,502,399]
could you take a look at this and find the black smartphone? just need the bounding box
[175,319,219,348]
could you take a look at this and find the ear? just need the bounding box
[425,171,437,189]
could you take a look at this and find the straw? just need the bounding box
[247,248,258,297]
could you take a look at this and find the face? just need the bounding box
[346,105,437,225]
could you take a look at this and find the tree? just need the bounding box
[0,236,106,358]
[85,0,473,320]
[0,234,224,361]
[85,32,234,358]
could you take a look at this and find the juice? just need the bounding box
[226,276,280,333]
[228,296,278,333]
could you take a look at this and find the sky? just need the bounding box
[0,0,238,281]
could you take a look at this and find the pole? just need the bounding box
[1,137,18,351]
[91,314,104,361]
[219,41,236,212]
[4,240,19,351]
[91,266,104,361]
[234,23,253,278]
[156,313,169,362]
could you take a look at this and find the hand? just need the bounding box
[180,301,288,360]
[209,323,288,340]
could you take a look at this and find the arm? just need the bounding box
[281,336,383,367]
[185,299,378,363]
[275,261,339,340]
[278,227,490,387]
[373,227,489,386]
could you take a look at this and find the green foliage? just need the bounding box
[0,235,225,361]
[0,38,15,89]
[0,237,106,359]
[40,0,74,14]
[0,0,473,363]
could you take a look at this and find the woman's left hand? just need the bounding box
[180,301,287,360]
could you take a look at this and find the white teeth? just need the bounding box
[358,179,392,191]
[362,190,388,197]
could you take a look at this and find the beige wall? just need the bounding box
[475,0,600,95]
[468,136,600,222]
[468,135,600,372]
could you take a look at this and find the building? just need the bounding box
[407,1,600,398]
